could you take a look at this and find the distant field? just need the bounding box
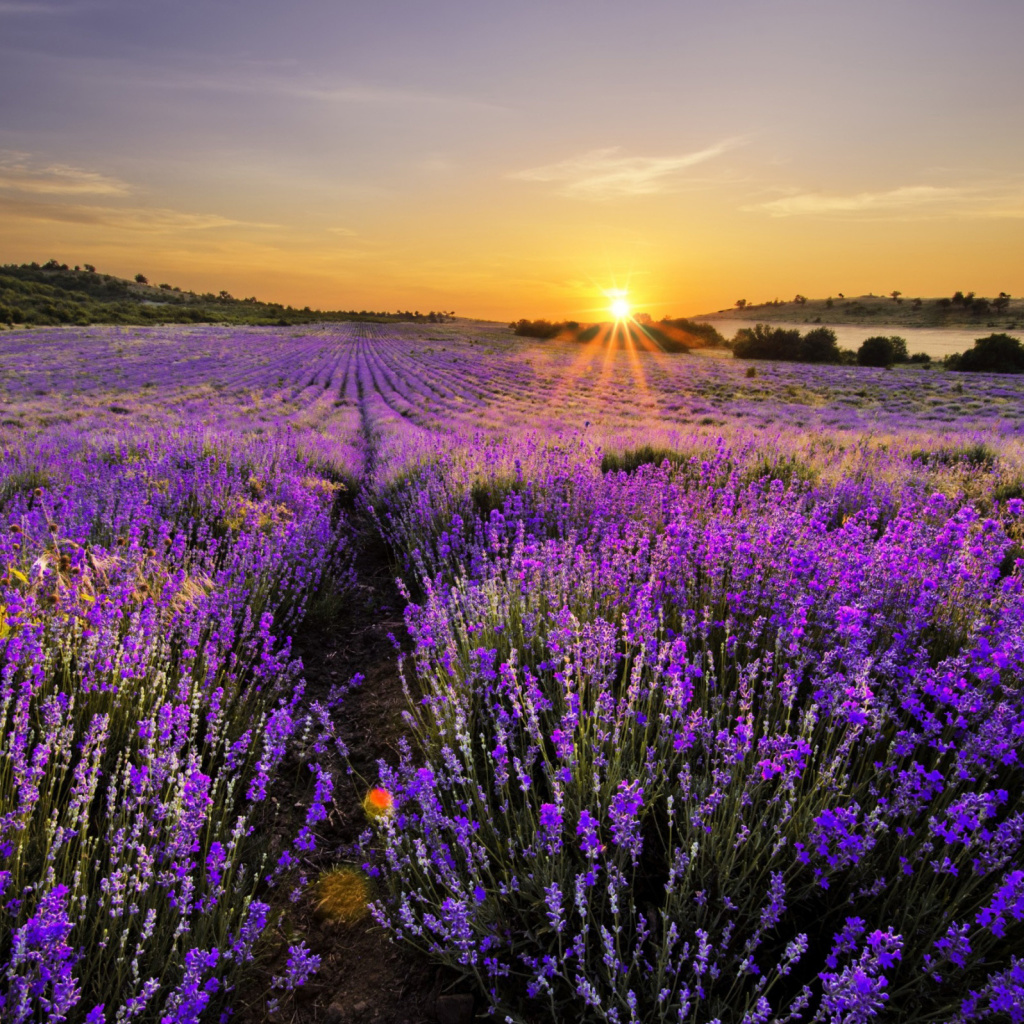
[2,321,1023,1024]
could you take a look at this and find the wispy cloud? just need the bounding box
[510,141,738,200]
[0,153,132,196]
[751,185,960,217]
[0,196,273,231]
[135,63,509,113]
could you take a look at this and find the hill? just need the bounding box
[0,259,452,327]
[694,292,1022,330]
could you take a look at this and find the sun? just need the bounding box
[610,296,631,321]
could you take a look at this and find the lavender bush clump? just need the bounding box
[0,429,351,1019]
[368,439,1024,1022]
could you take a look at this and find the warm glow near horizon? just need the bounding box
[1,1,1023,319]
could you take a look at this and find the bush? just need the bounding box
[511,319,565,339]
[798,327,842,364]
[948,334,1024,374]
[657,318,726,348]
[857,336,906,367]
[732,325,840,364]
[732,324,802,361]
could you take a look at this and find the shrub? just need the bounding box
[732,325,840,364]
[857,336,905,367]
[733,324,802,361]
[658,318,726,348]
[948,334,1024,374]
[798,326,842,364]
[511,319,565,339]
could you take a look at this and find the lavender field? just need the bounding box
[2,321,1024,1023]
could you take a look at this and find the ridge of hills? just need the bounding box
[0,259,453,327]
[694,292,1022,330]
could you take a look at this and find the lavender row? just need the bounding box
[0,430,352,1022]
[366,435,1024,1023]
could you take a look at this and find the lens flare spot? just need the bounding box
[363,787,394,820]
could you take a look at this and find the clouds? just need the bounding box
[0,153,132,196]
[0,195,262,231]
[0,153,274,233]
[511,141,738,201]
[751,185,959,218]
[748,182,1024,219]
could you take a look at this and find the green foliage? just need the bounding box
[640,324,691,353]
[947,333,1024,374]
[910,443,997,470]
[798,327,842,364]
[600,445,682,474]
[732,324,802,361]
[740,453,819,488]
[0,262,445,327]
[657,318,727,348]
[510,318,569,339]
[729,323,847,363]
[857,336,907,368]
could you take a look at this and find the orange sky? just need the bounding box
[2,0,1023,320]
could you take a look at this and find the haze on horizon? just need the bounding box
[1,0,1022,321]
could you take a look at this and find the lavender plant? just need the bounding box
[0,433,350,1021]
[368,442,1024,1023]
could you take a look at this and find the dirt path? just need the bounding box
[236,522,472,1024]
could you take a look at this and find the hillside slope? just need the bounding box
[0,259,451,327]
[695,293,1022,330]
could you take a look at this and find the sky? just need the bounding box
[1,0,1023,320]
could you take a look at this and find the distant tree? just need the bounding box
[952,291,965,306]
[993,292,1011,313]
[857,335,905,367]
[733,323,801,361]
[794,294,807,305]
[799,326,842,364]
[890,290,901,302]
[912,297,923,309]
[948,333,1024,374]
[512,318,563,339]
[159,283,172,290]
[825,297,833,308]
[135,273,148,284]
[971,298,990,315]
[838,293,845,299]
[659,318,726,347]
[84,264,96,273]
[735,299,747,309]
